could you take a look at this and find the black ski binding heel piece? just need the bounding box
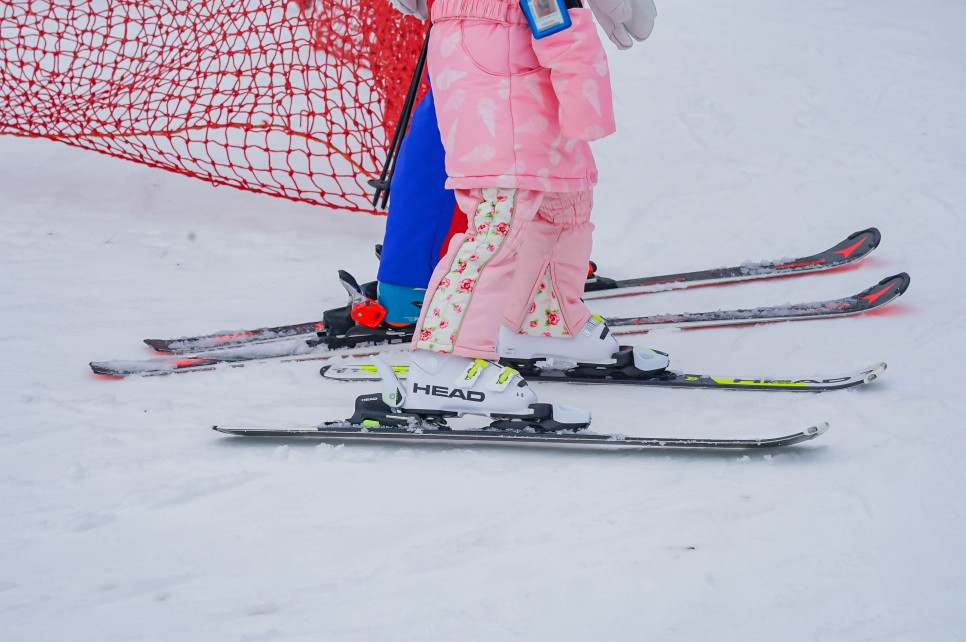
[488,403,592,432]
[334,394,457,429]
[565,347,670,380]
[333,396,589,434]
[499,347,670,381]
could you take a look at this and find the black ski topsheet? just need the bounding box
[144,228,881,353]
[607,272,909,334]
[212,421,830,450]
[584,227,881,300]
[92,274,908,378]
[318,362,887,392]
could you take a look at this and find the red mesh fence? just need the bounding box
[0,0,428,213]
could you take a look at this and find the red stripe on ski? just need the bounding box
[861,284,894,305]
[172,357,214,368]
[834,235,870,259]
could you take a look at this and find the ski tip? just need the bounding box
[880,272,911,294]
[89,362,121,377]
[807,422,831,439]
[320,365,331,377]
[863,362,888,384]
[850,227,882,250]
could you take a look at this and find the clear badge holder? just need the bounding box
[520,0,573,39]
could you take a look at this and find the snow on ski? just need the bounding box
[319,361,886,392]
[143,321,326,354]
[143,228,882,354]
[91,274,908,377]
[212,421,831,450]
[90,335,410,378]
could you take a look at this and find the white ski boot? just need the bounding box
[497,315,670,379]
[352,350,592,432]
[404,349,536,416]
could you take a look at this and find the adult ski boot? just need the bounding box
[497,315,671,380]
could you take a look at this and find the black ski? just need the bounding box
[144,228,881,353]
[212,421,830,450]
[584,227,880,300]
[607,272,909,334]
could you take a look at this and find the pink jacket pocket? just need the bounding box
[532,8,616,141]
[460,19,542,76]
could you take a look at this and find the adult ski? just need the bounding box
[144,228,882,354]
[212,420,830,451]
[319,361,886,392]
[91,274,908,378]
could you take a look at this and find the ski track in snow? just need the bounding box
[2,1,966,640]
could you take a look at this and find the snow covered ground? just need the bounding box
[2,0,965,639]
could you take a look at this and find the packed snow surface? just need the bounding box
[2,0,965,640]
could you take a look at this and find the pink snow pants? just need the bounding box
[413,187,594,359]
[411,0,613,359]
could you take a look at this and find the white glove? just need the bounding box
[389,0,429,21]
[586,0,657,50]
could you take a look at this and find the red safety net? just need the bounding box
[0,0,428,214]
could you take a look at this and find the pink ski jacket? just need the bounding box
[428,0,616,192]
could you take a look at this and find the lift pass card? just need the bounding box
[520,0,573,39]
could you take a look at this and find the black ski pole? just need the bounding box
[368,23,432,210]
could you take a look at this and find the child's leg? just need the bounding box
[412,187,545,359]
[503,191,595,337]
[377,85,458,324]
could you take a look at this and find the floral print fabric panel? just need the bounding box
[519,263,572,338]
[414,187,516,353]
